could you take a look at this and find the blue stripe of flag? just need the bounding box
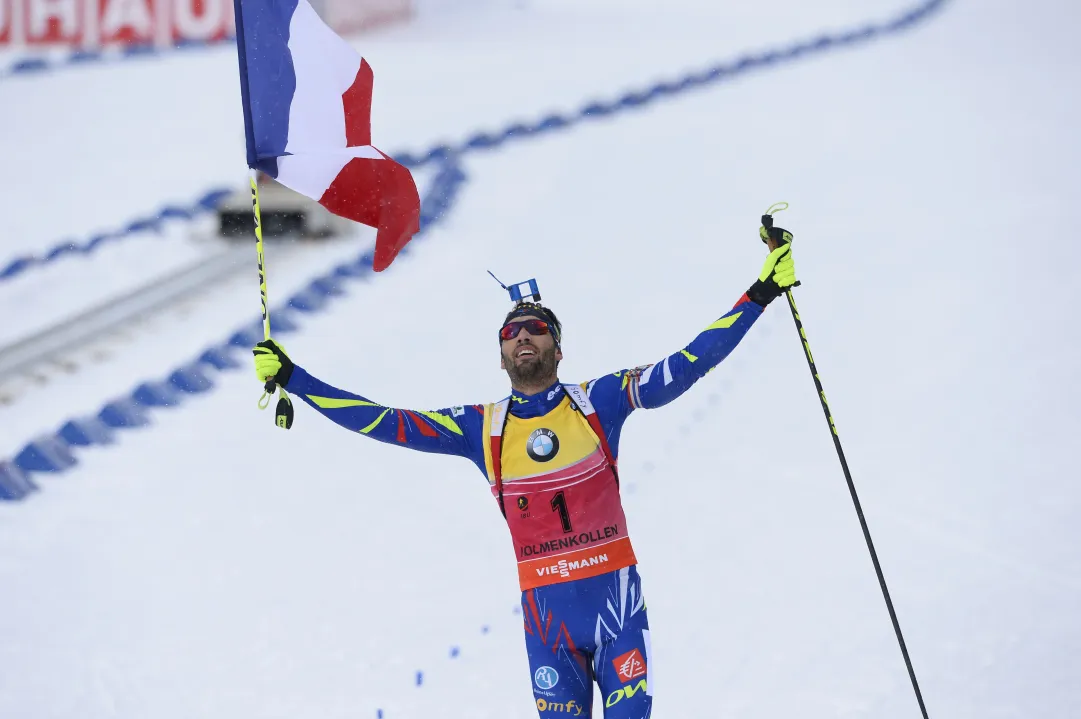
[233,0,300,177]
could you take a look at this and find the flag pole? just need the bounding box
[251,170,274,396]
[234,0,292,429]
[251,170,294,429]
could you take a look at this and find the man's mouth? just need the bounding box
[515,347,537,360]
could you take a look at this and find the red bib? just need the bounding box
[485,384,637,590]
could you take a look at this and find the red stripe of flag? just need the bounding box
[342,59,373,147]
[319,157,420,272]
[319,57,419,272]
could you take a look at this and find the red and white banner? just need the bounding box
[0,0,410,48]
[312,0,410,37]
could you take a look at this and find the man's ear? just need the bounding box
[556,348,563,363]
[500,352,506,370]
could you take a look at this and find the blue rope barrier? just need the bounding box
[395,0,948,170]
[0,36,237,80]
[0,188,232,282]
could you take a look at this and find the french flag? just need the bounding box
[233,0,420,271]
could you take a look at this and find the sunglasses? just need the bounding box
[499,319,552,342]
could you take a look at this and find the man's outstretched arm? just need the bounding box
[253,341,485,465]
[588,241,797,434]
[625,293,763,410]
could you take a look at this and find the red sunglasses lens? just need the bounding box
[500,319,550,341]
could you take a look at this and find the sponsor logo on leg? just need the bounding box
[606,678,649,708]
[612,648,647,682]
[536,698,584,715]
[534,666,559,691]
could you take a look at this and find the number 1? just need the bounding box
[551,491,572,533]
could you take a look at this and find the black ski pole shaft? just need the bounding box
[782,289,930,719]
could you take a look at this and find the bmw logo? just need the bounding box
[527,429,559,462]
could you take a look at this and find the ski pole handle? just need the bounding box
[761,208,801,289]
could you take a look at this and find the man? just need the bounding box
[252,230,796,717]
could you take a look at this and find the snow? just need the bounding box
[1,0,1080,718]
[0,215,222,347]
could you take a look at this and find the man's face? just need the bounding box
[499,315,562,386]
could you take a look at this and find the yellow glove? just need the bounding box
[759,242,797,288]
[747,228,798,306]
[252,339,293,387]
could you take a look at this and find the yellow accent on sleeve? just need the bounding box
[681,349,698,363]
[482,403,495,485]
[418,410,463,436]
[307,395,381,409]
[359,408,390,434]
[705,312,743,331]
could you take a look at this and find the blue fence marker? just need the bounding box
[169,366,215,394]
[15,435,77,473]
[268,311,301,334]
[229,323,266,349]
[99,398,152,428]
[310,276,346,298]
[199,347,242,371]
[59,417,116,447]
[132,381,182,408]
[286,287,329,313]
[0,461,38,500]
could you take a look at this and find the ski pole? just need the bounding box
[761,205,930,719]
[251,171,294,429]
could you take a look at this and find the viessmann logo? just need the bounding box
[535,553,609,579]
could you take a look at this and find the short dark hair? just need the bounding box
[502,303,562,346]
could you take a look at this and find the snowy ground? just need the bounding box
[1,0,1080,718]
[0,215,225,347]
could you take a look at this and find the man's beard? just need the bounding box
[503,343,558,388]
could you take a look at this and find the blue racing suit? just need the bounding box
[280,293,765,717]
